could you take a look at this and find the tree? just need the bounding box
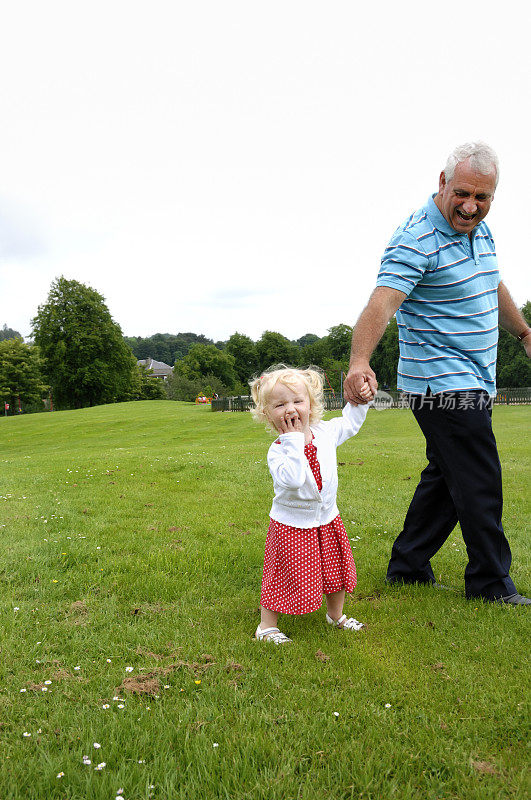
[138,335,171,365]
[166,370,239,401]
[124,332,214,364]
[299,336,330,368]
[173,343,237,388]
[0,324,22,342]
[225,332,258,384]
[296,333,320,349]
[0,338,48,412]
[32,277,137,409]
[326,324,353,360]
[165,372,205,402]
[132,365,166,400]
[256,331,298,371]
[320,357,348,394]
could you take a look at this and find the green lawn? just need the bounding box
[0,401,529,800]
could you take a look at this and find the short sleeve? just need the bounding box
[376,228,429,297]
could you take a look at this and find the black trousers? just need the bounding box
[386,390,517,600]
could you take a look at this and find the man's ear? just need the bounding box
[438,170,446,194]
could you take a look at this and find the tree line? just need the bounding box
[0,280,529,413]
[123,304,531,402]
[161,324,399,401]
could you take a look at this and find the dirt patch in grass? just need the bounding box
[118,654,216,696]
[26,664,80,690]
[167,539,184,550]
[119,675,161,695]
[225,661,243,672]
[51,668,75,680]
[67,600,89,625]
[471,759,498,775]
[173,654,216,675]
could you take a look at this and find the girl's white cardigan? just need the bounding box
[266,402,370,529]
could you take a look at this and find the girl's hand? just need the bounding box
[359,381,374,401]
[277,412,303,434]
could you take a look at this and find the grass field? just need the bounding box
[0,401,529,800]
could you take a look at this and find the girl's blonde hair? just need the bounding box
[249,364,325,432]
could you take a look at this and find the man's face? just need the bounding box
[435,158,496,235]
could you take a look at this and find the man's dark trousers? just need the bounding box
[386,390,517,600]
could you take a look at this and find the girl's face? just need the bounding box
[266,379,311,437]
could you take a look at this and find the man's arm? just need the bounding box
[344,286,406,404]
[497,282,531,358]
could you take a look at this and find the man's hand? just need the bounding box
[344,361,378,404]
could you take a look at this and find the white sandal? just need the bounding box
[326,613,364,631]
[255,625,292,644]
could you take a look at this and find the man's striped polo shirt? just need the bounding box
[376,194,500,395]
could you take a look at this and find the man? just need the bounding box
[344,142,530,605]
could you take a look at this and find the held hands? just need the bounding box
[343,362,378,405]
[358,381,374,402]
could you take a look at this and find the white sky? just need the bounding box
[1,1,530,343]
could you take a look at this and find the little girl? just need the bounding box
[250,365,372,644]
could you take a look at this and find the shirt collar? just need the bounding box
[426,194,465,237]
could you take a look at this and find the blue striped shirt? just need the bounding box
[376,195,499,395]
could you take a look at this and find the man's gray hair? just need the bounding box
[444,141,499,187]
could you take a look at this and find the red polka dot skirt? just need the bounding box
[260,441,357,615]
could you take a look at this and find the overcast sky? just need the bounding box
[1,1,530,344]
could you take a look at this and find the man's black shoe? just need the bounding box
[495,592,531,606]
